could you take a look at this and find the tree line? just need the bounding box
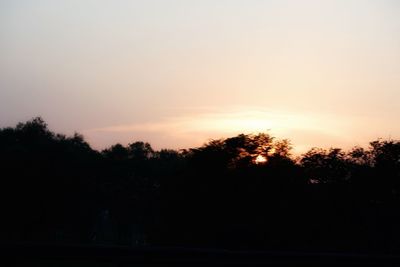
[1,117,399,252]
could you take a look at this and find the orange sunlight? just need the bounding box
[255,155,267,164]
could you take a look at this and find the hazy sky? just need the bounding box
[1,0,399,153]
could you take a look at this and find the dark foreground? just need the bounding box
[4,244,400,266]
[2,119,400,261]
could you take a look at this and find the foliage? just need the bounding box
[1,117,399,251]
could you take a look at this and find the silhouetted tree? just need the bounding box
[1,117,400,252]
[300,147,349,184]
[128,141,154,161]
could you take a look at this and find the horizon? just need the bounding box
[1,0,399,153]
[2,115,397,157]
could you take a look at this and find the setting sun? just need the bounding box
[255,154,267,164]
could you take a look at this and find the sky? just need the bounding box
[0,0,399,153]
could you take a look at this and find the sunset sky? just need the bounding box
[1,0,399,153]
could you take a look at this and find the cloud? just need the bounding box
[82,106,352,152]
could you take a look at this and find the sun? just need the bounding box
[254,154,267,164]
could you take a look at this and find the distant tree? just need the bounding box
[370,139,400,169]
[300,147,349,184]
[369,140,400,197]
[188,133,283,170]
[347,146,372,166]
[102,144,129,161]
[16,117,52,139]
[2,117,400,251]
[271,139,292,158]
[154,149,180,161]
[128,141,154,161]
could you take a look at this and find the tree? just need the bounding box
[128,141,154,161]
[102,144,129,161]
[300,147,349,184]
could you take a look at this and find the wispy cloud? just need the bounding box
[82,106,359,153]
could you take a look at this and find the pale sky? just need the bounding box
[1,0,399,153]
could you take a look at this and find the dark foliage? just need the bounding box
[1,117,399,252]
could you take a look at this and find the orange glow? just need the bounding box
[255,155,267,164]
